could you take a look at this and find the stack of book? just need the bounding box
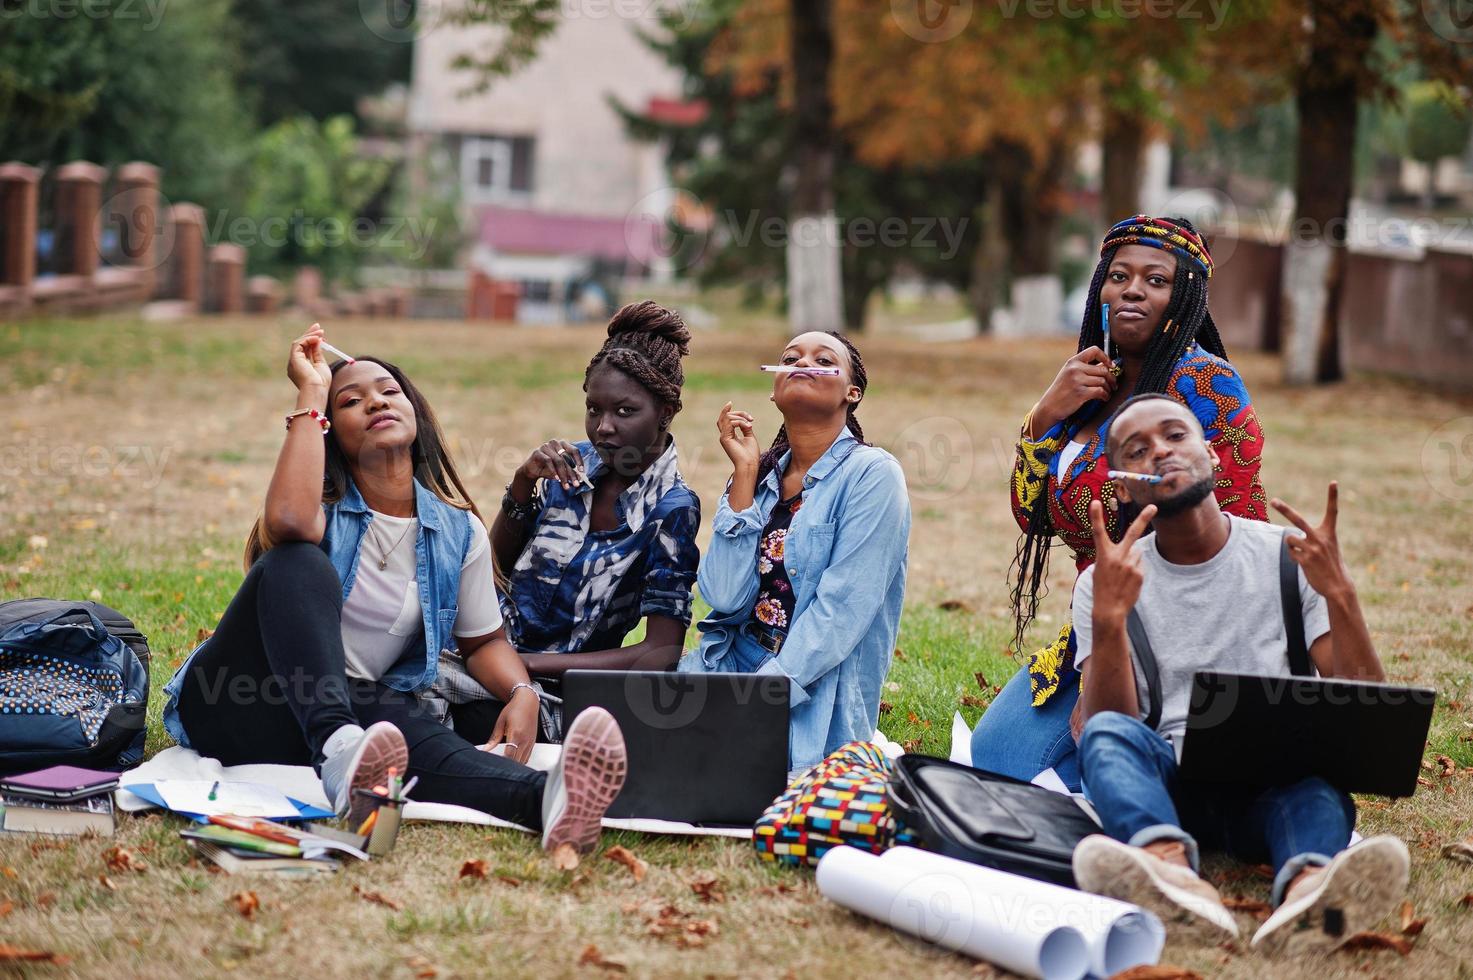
[182,816,370,877]
[0,765,118,837]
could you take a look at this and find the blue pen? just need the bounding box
[1101,303,1111,361]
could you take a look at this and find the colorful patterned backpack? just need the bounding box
[0,599,150,776]
[753,741,919,867]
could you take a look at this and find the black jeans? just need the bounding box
[174,542,546,828]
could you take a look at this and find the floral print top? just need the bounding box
[751,492,804,633]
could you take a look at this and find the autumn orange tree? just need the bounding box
[715,0,1288,330]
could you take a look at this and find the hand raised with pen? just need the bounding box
[1272,482,1353,601]
[287,323,333,392]
[1087,499,1157,627]
[1035,347,1117,430]
[517,439,587,492]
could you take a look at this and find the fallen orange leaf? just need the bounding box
[97,874,116,891]
[551,843,581,871]
[1110,968,1203,980]
[0,945,70,965]
[102,846,146,873]
[604,845,646,882]
[1340,932,1414,956]
[1399,901,1427,936]
[229,891,260,919]
[689,873,725,904]
[0,900,12,917]
[1222,896,1272,920]
[352,884,403,911]
[577,944,625,973]
[458,859,489,879]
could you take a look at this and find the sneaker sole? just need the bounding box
[542,707,627,856]
[1074,836,1239,939]
[1251,836,1411,956]
[346,721,409,826]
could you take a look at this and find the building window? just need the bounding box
[461,135,534,202]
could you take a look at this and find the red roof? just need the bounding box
[645,97,708,126]
[477,205,659,265]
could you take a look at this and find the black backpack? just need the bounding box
[0,598,151,777]
[1127,536,1312,730]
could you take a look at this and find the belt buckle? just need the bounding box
[744,622,784,655]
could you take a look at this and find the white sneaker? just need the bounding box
[1073,834,1240,938]
[541,707,627,855]
[1251,835,1411,956]
[319,721,408,823]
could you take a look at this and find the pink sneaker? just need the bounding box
[541,707,628,855]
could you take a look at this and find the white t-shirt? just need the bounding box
[1073,515,1332,750]
[1056,439,1087,479]
[339,511,503,682]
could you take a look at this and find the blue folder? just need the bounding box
[121,782,334,821]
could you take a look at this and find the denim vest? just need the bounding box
[161,478,473,748]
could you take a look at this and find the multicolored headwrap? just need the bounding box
[1100,215,1214,280]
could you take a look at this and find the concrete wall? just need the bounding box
[1209,231,1473,391]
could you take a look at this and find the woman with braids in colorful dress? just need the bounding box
[970,216,1268,792]
[440,302,702,744]
[682,331,911,775]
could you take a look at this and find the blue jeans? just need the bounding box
[1079,711,1357,906]
[970,667,1082,792]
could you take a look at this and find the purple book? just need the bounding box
[0,766,120,802]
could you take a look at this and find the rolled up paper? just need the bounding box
[817,846,1164,979]
[817,846,1089,980]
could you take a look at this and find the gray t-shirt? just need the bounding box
[1073,515,1332,750]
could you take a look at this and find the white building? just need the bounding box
[408,4,695,320]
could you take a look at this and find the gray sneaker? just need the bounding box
[1251,835,1411,956]
[1073,834,1240,938]
[541,706,627,855]
[319,721,408,824]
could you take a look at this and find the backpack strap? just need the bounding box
[1125,608,1163,730]
[1280,535,1313,677]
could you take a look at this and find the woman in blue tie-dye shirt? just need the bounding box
[442,302,701,743]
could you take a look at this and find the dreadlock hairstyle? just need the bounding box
[755,331,869,485]
[243,357,482,570]
[584,300,692,414]
[1008,215,1230,651]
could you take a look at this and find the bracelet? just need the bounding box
[501,484,542,522]
[285,407,331,434]
[507,681,537,703]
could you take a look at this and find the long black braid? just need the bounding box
[756,331,868,484]
[1008,215,1229,651]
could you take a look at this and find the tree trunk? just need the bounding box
[1281,0,1377,385]
[967,183,1006,334]
[786,0,843,332]
[1100,105,1148,225]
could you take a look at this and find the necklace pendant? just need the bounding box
[378,558,388,571]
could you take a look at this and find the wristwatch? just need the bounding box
[501,483,542,522]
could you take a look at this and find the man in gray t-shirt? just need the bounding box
[1069,394,1408,957]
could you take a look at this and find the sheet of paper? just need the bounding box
[155,780,300,818]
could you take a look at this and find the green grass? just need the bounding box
[3,312,1473,977]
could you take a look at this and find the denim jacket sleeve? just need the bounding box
[757,453,910,704]
[695,488,766,616]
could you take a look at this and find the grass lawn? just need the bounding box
[1,312,1472,978]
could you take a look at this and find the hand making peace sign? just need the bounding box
[1271,482,1351,600]
[1087,499,1159,625]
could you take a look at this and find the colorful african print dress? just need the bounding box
[1009,343,1268,705]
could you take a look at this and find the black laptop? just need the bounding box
[1178,671,1436,798]
[561,670,790,826]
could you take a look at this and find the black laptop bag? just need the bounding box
[886,754,1100,887]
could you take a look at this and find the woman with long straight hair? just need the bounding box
[161,324,627,857]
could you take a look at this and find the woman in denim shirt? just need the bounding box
[161,324,628,858]
[681,332,911,775]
